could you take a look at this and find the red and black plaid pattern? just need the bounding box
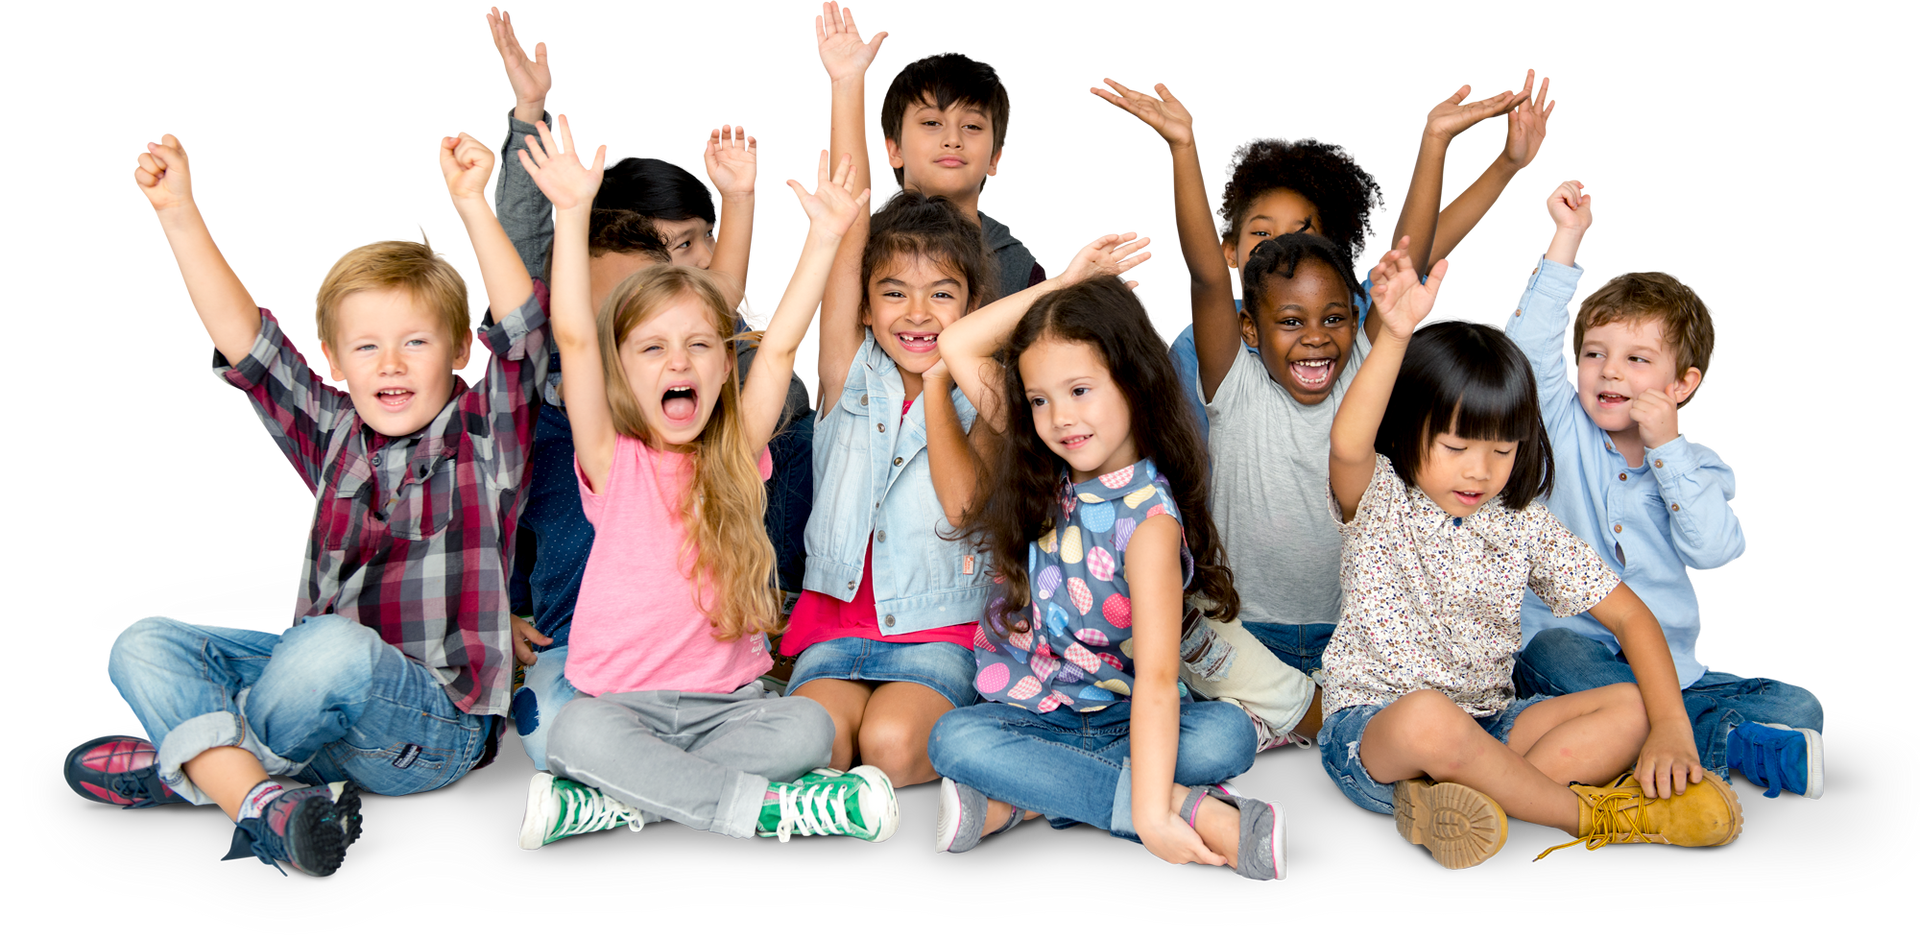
[216,286,550,716]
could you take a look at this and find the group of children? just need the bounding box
[65,4,1824,879]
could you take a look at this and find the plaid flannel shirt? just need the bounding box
[215,285,550,716]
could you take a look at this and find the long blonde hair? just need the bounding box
[598,265,779,641]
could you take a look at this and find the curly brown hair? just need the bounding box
[965,277,1238,631]
[1575,272,1715,406]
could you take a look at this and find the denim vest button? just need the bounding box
[877,531,886,543]
[860,394,868,406]
[877,423,886,433]
[893,456,903,466]
[846,580,856,591]
[885,614,895,627]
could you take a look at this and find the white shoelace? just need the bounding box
[555,786,645,838]
[773,781,858,842]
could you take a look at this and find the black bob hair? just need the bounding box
[966,276,1239,626]
[1242,232,1366,320]
[1375,321,1555,508]
[861,190,1001,316]
[880,53,1010,190]
[1219,139,1382,262]
[596,157,716,225]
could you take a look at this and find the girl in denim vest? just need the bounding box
[924,268,1286,880]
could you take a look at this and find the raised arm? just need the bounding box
[938,235,1152,431]
[738,151,870,453]
[443,132,535,318]
[1329,238,1445,520]
[133,136,261,364]
[704,125,756,309]
[1430,71,1553,263]
[1586,583,1703,799]
[814,1,887,408]
[921,358,982,527]
[487,7,555,275]
[519,117,614,489]
[1091,80,1239,400]
[1389,83,1521,280]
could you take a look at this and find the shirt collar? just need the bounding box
[358,376,470,476]
[1062,457,1160,505]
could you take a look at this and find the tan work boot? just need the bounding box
[1537,772,1743,860]
[1393,778,1509,869]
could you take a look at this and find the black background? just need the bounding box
[56,0,1858,901]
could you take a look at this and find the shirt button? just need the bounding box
[877,423,886,433]
[1653,459,1664,469]
[893,456,903,466]
[1513,308,1522,317]
[884,614,895,627]
[1618,472,1627,481]
[1670,503,1680,512]
[1613,524,1623,533]
[877,531,887,543]
[371,453,382,466]
[860,394,868,406]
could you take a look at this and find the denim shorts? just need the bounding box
[1317,693,1550,814]
[787,636,979,708]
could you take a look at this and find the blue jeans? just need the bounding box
[1240,621,1338,676]
[1513,628,1823,778]
[765,407,814,594]
[1318,695,1548,814]
[928,700,1255,841]
[511,643,578,771]
[108,615,493,805]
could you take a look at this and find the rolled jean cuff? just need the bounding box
[156,705,303,806]
[1108,757,1139,843]
[717,771,772,840]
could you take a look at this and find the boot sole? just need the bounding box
[283,794,347,876]
[326,781,363,847]
[1690,771,1745,846]
[1393,779,1507,870]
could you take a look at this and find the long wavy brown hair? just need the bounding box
[598,265,779,641]
[964,277,1238,630]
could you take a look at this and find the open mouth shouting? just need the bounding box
[661,384,700,426]
[1289,357,1337,391]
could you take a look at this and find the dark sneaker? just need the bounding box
[222,785,349,876]
[324,781,364,847]
[1726,722,1824,799]
[64,735,189,808]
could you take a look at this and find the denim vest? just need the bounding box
[805,332,990,634]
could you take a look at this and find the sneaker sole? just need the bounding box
[1762,723,1825,799]
[283,794,347,876]
[519,773,560,850]
[1393,779,1507,870]
[848,765,900,843]
[934,777,966,853]
[326,781,363,847]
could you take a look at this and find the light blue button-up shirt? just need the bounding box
[1506,258,1744,687]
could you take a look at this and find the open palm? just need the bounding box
[1091,79,1194,147]
[1504,70,1554,168]
[517,115,604,211]
[816,2,885,81]
[705,125,757,199]
[790,151,870,238]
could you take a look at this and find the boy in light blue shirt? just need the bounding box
[1505,180,1823,799]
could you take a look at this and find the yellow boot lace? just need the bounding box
[1534,786,1655,861]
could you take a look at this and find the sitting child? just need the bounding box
[1315,241,1742,868]
[511,116,897,847]
[63,131,549,875]
[1505,181,1824,798]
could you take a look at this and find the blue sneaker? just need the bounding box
[1726,722,1824,799]
[221,784,353,876]
[64,735,189,808]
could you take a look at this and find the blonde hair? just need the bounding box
[315,240,470,348]
[599,265,779,641]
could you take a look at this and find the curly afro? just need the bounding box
[1218,139,1382,263]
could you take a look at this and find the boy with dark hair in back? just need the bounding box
[818,2,1042,300]
[62,130,549,876]
[1507,180,1824,799]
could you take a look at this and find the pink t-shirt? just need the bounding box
[567,435,774,696]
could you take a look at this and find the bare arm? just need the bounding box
[1091,80,1238,401]
[1430,72,1554,263]
[814,2,887,409]
[519,117,616,490]
[1389,83,1521,281]
[704,125,755,310]
[1587,583,1704,799]
[938,235,1152,432]
[738,152,870,453]
[1330,238,1444,520]
[133,136,261,364]
[443,133,535,320]
[920,361,981,527]
[1127,514,1227,867]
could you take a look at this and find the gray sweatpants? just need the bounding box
[546,681,835,839]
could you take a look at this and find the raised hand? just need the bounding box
[133,135,193,213]
[1090,79,1194,148]
[704,125,758,200]
[1368,236,1446,341]
[440,132,496,203]
[1502,70,1554,169]
[1629,388,1681,450]
[1546,179,1591,232]
[517,116,606,211]
[788,150,871,238]
[487,8,551,120]
[1424,84,1522,142]
[816,2,886,82]
[1063,233,1152,287]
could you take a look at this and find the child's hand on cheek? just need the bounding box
[1063,233,1152,287]
[1369,236,1445,342]
[517,115,606,211]
[1546,180,1590,232]
[133,135,193,213]
[440,133,496,204]
[788,151,871,239]
[1629,389,1681,450]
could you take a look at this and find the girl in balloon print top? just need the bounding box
[925,262,1288,880]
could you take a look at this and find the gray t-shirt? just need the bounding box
[1203,331,1371,625]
